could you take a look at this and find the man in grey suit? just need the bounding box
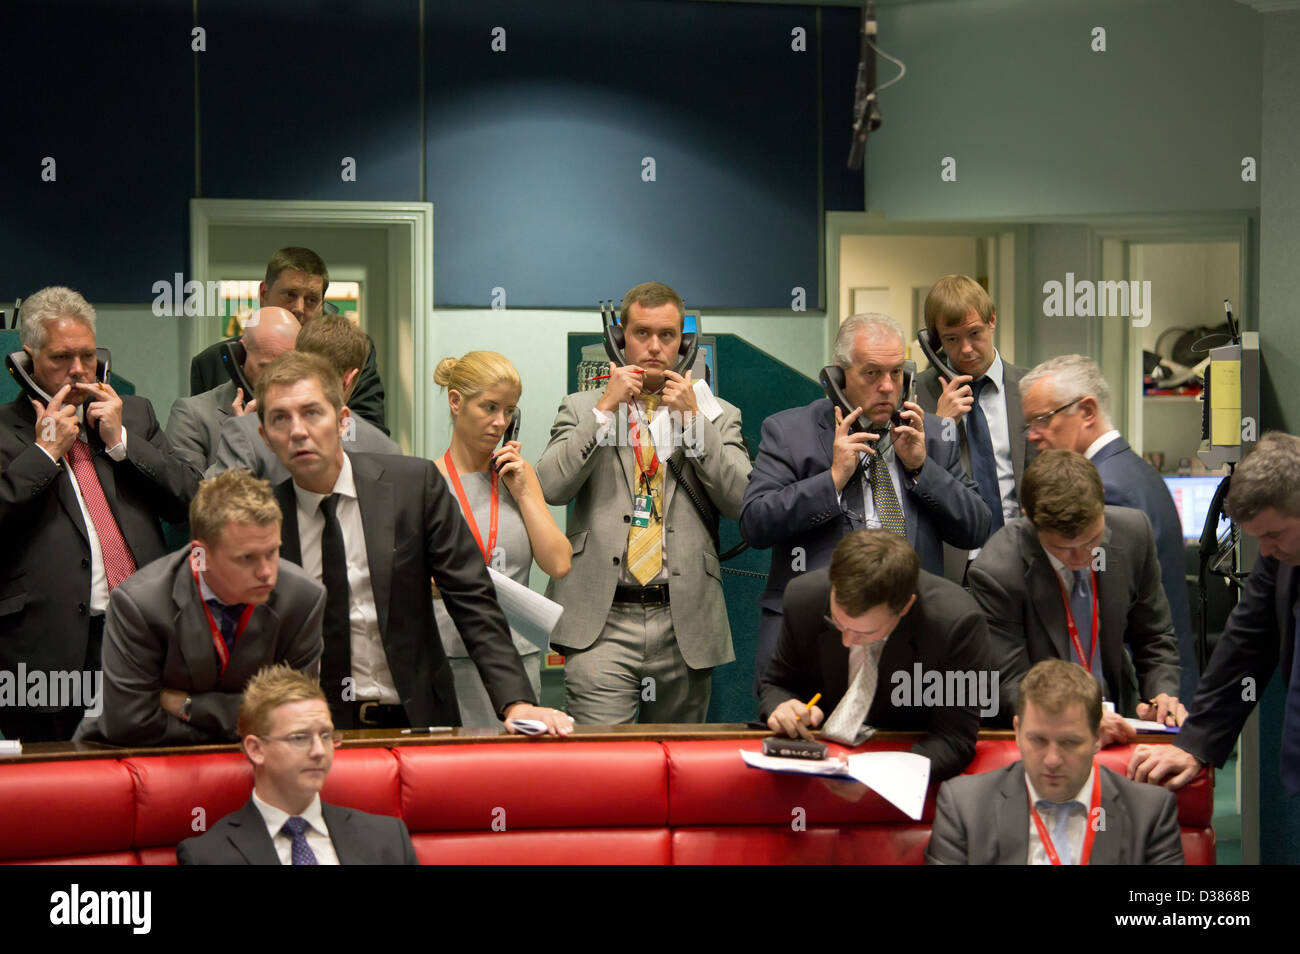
[207,313,399,483]
[740,313,991,693]
[968,450,1184,744]
[1021,354,1197,701]
[178,664,418,864]
[537,281,751,723]
[914,275,1035,582]
[76,470,324,746]
[165,306,299,476]
[926,659,1184,865]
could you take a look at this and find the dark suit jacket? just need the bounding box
[190,335,389,435]
[275,452,535,728]
[916,358,1037,581]
[925,762,1184,864]
[0,394,198,677]
[758,567,992,782]
[740,397,991,614]
[74,548,324,746]
[1177,555,1300,768]
[1091,435,1197,699]
[967,506,1181,721]
[176,798,418,864]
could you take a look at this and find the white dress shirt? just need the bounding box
[292,454,398,703]
[1025,762,1096,865]
[251,790,340,865]
[1084,429,1122,461]
[36,416,128,616]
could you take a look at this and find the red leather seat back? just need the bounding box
[665,739,925,825]
[321,748,401,817]
[396,742,667,831]
[0,759,134,860]
[124,753,251,847]
[672,826,932,865]
[412,829,671,865]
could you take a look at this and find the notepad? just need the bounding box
[1126,718,1180,734]
[739,748,932,819]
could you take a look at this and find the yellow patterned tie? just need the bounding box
[869,455,907,537]
[626,394,663,584]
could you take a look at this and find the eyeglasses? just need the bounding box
[1023,398,1082,433]
[260,730,343,751]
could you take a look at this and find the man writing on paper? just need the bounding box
[926,659,1184,865]
[759,529,992,782]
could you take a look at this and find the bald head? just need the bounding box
[241,307,300,388]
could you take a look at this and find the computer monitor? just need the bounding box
[1164,475,1231,542]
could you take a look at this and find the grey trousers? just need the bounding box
[448,652,543,727]
[561,601,712,724]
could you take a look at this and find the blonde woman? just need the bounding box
[433,351,572,725]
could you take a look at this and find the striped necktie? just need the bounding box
[626,395,663,585]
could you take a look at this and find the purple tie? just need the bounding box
[281,816,318,865]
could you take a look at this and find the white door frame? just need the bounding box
[188,198,435,456]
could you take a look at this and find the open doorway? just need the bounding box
[189,199,433,455]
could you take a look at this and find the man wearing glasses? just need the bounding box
[178,664,418,864]
[759,530,992,782]
[967,450,1184,743]
[1020,354,1196,702]
[77,470,324,746]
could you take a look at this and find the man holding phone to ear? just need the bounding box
[741,313,991,693]
[0,286,197,742]
[537,281,751,724]
[915,275,1035,582]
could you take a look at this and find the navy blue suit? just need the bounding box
[740,398,991,692]
[1090,436,1197,700]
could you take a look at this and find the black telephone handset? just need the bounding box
[600,299,700,377]
[916,327,962,383]
[220,339,255,400]
[501,408,521,447]
[6,348,113,447]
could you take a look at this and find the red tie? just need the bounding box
[65,439,137,589]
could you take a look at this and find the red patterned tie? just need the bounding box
[65,439,137,589]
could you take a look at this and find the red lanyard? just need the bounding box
[443,452,499,564]
[630,400,660,479]
[1055,568,1099,673]
[1029,762,1102,865]
[192,562,254,675]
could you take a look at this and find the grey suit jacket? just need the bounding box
[75,548,324,746]
[165,380,237,476]
[916,358,1036,581]
[968,506,1180,721]
[205,410,400,483]
[536,389,751,668]
[177,798,418,864]
[925,762,1184,864]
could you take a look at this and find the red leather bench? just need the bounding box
[0,738,1213,864]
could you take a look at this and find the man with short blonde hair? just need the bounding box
[75,470,324,746]
[178,663,418,865]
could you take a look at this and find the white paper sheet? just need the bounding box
[488,567,564,651]
[738,747,933,820]
[1125,717,1180,733]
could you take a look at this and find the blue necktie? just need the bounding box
[1036,800,1077,864]
[964,377,1004,531]
[281,816,319,865]
[1280,612,1300,796]
[205,598,244,652]
[1068,569,1107,698]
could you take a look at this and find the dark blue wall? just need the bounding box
[3,0,857,309]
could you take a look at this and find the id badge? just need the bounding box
[632,493,653,527]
